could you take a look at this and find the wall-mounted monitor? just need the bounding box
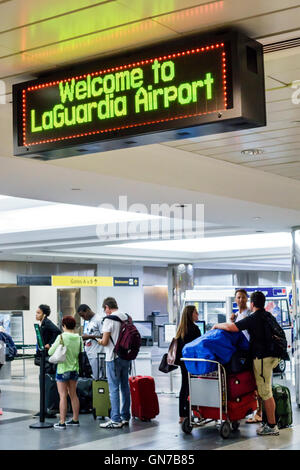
[164,324,177,343]
[134,321,153,339]
[0,287,30,311]
[158,324,177,348]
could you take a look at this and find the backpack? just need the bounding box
[103,314,141,361]
[0,332,17,362]
[262,310,288,359]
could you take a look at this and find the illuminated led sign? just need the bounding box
[13,31,266,159]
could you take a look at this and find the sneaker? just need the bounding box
[122,420,130,426]
[256,424,279,436]
[54,422,66,430]
[100,420,123,429]
[65,419,80,427]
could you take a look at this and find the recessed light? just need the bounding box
[253,217,262,221]
[241,148,264,156]
[71,188,81,191]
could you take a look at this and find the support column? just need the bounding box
[168,264,194,325]
[291,228,300,406]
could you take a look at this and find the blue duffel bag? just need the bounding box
[182,329,249,375]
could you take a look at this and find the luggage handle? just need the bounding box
[130,360,137,378]
[97,352,107,380]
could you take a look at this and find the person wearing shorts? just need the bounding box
[48,316,84,430]
[212,291,280,436]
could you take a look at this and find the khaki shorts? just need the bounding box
[253,357,280,401]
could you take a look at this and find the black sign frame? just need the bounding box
[13,30,266,160]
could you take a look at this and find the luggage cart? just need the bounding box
[181,358,257,439]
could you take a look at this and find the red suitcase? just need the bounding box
[129,375,159,421]
[193,391,257,422]
[227,371,257,401]
[227,391,257,421]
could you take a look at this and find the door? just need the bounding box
[57,289,81,332]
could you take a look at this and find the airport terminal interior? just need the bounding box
[1,0,300,452]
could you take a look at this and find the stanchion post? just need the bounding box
[29,324,53,429]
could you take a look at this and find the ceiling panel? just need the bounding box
[119,0,221,18]
[266,100,297,113]
[195,148,300,164]
[229,6,300,38]
[154,0,300,35]
[11,19,175,70]
[266,86,295,102]
[245,156,300,168]
[0,50,55,78]
[0,0,113,31]
[179,137,285,154]
[0,2,156,55]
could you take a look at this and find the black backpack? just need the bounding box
[262,310,288,359]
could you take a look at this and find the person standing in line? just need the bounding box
[49,315,84,430]
[34,304,61,418]
[230,289,262,424]
[213,291,280,436]
[175,305,201,424]
[77,304,103,380]
[230,289,251,340]
[97,297,130,429]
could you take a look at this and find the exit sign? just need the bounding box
[13,31,266,160]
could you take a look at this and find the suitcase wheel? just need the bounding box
[220,421,231,439]
[182,417,193,434]
[231,421,240,432]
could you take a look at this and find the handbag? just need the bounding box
[78,338,93,378]
[49,335,67,364]
[167,337,178,365]
[159,353,178,374]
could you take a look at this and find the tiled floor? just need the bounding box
[0,358,299,450]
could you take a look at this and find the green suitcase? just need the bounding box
[92,353,111,420]
[262,384,293,429]
[273,384,293,429]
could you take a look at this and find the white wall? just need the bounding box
[97,264,144,320]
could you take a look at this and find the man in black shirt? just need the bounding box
[212,291,280,436]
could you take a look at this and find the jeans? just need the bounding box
[106,358,131,423]
[88,356,101,380]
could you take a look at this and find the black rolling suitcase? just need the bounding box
[77,377,93,414]
[45,373,59,415]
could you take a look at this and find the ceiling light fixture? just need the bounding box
[241,148,264,156]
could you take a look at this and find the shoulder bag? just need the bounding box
[49,335,67,364]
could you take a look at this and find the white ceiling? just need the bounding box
[0,0,300,269]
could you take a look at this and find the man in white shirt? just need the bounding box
[97,297,130,429]
[77,304,103,380]
[230,289,251,341]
